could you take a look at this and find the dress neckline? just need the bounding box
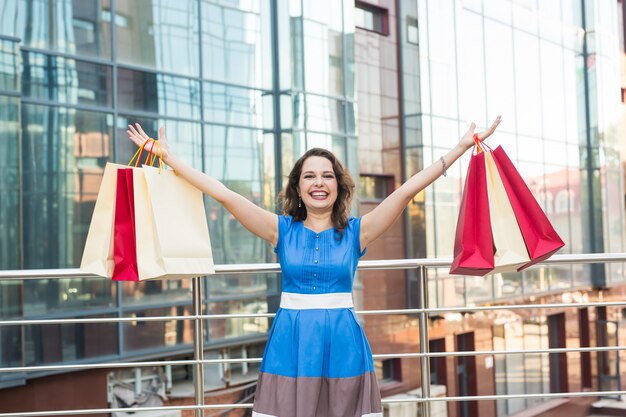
[301,223,335,234]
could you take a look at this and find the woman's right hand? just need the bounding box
[127,124,171,163]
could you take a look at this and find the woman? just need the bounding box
[127,116,501,417]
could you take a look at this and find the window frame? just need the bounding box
[354,1,390,36]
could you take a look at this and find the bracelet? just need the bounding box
[440,156,447,177]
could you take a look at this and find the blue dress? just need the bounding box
[252,216,382,417]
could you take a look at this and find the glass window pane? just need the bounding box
[458,9,486,125]
[115,0,199,76]
[428,0,457,118]
[540,41,566,141]
[204,125,275,264]
[514,30,542,137]
[116,117,202,169]
[306,95,345,134]
[122,306,193,352]
[24,314,118,365]
[208,298,269,340]
[0,39,19,91]
[0,96,20,270]
[202,1,270,88]
[22,104,114,268]
[0,281,22,368]
[117,67,200,119]
[303,19,344,96]
[485,20,515,124]
[23,278,115,315]
[121,279,191,306]
[17,0,112,58]
[21,51,113,107]
[504,321,526,413]
[0,0,18,37]
[203,83,268,128]
[206,274,279,297]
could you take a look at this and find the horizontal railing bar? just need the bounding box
[377,344,626,358]
[1,252,625,280]
[2,345,624,373]
[393,390,626,402]
[3,390,626,416]
[4,300,626,327]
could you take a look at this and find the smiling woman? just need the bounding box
[127,116,501,417]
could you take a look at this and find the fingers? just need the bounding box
[464,121,476,136]
[489,115,502,133]
[478,116,502,140]
[127,125,145,146]
[158,126,168,144]
[135,123,151,141]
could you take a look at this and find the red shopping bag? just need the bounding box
[450,150,495,276]
[112,168,139,281]
[491,145,565,270]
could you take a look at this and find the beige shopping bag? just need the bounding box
[484,150,530,273]
[134,165,215,280]
[80,163,125,277]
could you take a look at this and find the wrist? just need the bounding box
[456,141,471,153]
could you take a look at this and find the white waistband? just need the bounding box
[279,292,354,309]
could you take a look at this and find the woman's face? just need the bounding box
[298,156,338,213]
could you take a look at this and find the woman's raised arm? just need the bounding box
[359,116,502,251]
[128,124,278,246]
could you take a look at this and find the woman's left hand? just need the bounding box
[459,115,502,150]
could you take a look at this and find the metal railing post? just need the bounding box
[192,276,205,417]
[418,265,431,417]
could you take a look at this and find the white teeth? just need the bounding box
[312,192,327,197]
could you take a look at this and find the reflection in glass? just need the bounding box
[303,18,344,97]
[21,104,113,268]
[306,95,345,134]
[123,306,193,352]
[206,274,278,298]
[25,315,118,365]
[23,278,114,315]
[504,321,526,413]
[117,67,200,119]
[21,51,112,107]
[204,83,267,128]
[204,125,273,264]
[484,19,515,122]
[523,319,548,408]
[0,39,19,91]
[116,0,199,76]
[0,96,19,270]
[208,298,268,340]
[0,0,18,37]
[17,0,112,58]
[0,280,22,367]
[121,279,191,306]
[116,116,202,169]
[202,0,270,88]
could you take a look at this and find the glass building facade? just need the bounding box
[0,0,625,415]
[400,0,625,306]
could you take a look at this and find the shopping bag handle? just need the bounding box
[128,139,165,171]
[472,133,493,154]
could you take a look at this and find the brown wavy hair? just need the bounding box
[278,148,355,236]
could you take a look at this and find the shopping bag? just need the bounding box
[134,165,215,279]
[490,145,565,270]
[449,149,495,276]
[112,168,139,281]
[80,162,125,277]
[484,150,530,273]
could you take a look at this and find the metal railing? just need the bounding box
[1,253,626,417]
